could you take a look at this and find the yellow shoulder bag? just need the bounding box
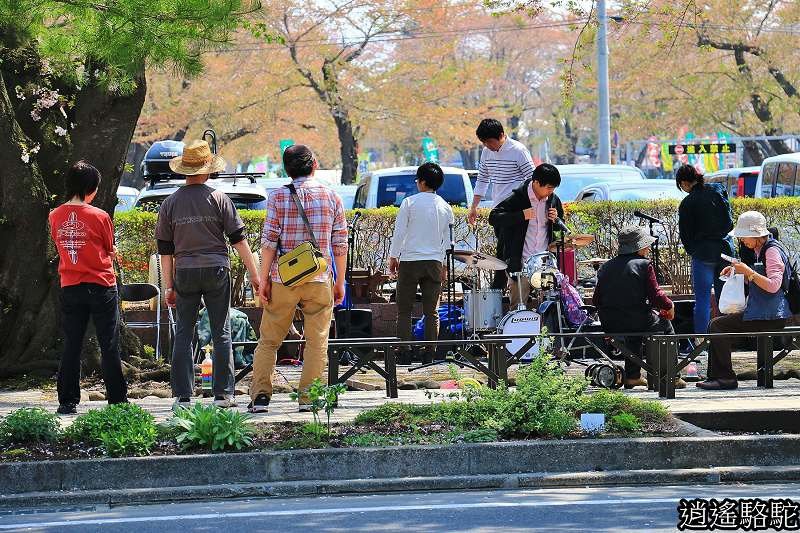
[277,184,328,287]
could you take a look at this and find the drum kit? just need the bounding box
[453,233,596,361]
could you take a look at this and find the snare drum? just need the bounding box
[496,309,542,361]
[463,289,503,331]
[524,252,558,275]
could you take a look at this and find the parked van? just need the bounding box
[706,166,760,198]
[353,166,473,209]
[755,153,800,198]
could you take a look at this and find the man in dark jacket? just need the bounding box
[488,163,564,309]
[593,225,684,389]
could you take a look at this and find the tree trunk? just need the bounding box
[508,113,521,141]
[0,49,146,377]
[332,107,358,184]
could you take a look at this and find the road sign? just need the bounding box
[422,137,439,163]
[668,143,735,155]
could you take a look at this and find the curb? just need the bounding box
[4,466,800,509]
[2,435,800,507]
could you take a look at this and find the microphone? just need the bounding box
[633,211,663,224]
[553,217,570,233]
[349,210,362,229]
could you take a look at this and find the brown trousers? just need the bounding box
[396,260,443,342]
[251,280,333,401]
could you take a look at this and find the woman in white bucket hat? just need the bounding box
[697,211,792,390]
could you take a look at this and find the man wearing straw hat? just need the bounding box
[156,139,261,410]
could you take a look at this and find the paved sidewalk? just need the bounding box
[2,376,800,426]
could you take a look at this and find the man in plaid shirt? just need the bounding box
[249,145,347,413]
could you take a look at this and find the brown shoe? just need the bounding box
[623,377,648,389]
[695,378,738,390]
[674,377,687,389]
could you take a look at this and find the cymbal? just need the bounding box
[452,250,508,271]
[578,257,609,267]
[548,234,595,252]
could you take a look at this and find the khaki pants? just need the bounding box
[251,280,333,401]
[509,276,533,310]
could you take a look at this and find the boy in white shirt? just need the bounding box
[389,162,455,363]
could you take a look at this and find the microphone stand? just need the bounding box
[648,220,664,284]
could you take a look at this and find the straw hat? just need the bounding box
[731,211,770,238]
[168,140,226,175]
[617,225,657,255]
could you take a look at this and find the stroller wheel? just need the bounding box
[585,363,598,379]
[593,363,620,389]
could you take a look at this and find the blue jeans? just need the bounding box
[691,257,725,334]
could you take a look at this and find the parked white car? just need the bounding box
[574,180,687,202]
[556,164,647,202]
[353,166,474,209]
[134,176,269,212]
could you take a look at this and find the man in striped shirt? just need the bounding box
[468,119,534,289]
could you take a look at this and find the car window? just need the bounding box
[579,191,598,201]
[377,174,467,207]
[776,163,795,197]
[229,195,267,211]
[727,175,738,197]
[608,188,684,201]
[354,181,368,209]
[115,194,137,213]
[762,163,778,198]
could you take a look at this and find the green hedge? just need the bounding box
[115,198,800,295]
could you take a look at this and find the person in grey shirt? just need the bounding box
[155,140,260,410]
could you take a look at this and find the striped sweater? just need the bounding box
[474,137,533,207]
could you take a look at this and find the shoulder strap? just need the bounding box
[286,183,321,250]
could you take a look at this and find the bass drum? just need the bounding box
[496,309,542,361]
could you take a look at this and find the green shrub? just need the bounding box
[0,408,60,445]
[353,403,431,426]
[609,413,641,433]
[169,403,254,452]
[458,428,498,443]
[423,357,585,439]
[116,198,800,296]
[290,379,346,438]
[343,432,401,447]
[66,403,157,457]
[579,389,669,425]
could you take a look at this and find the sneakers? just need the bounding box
[213,395,237,408]
[56,404,77,415]
[248,394,270,413]
[172,397,192,412]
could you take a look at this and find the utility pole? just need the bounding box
[597,0,611,164]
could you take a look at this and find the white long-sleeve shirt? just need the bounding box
[389,191,454,263]
[474,137,533,207]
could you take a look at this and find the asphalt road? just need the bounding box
[1,483,798,532]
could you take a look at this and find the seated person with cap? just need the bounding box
[488,163,564,309]
[593,225,685,389]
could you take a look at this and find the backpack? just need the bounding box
[763,240,800,315]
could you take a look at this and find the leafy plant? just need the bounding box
[66,403,157,457]
[458,428,498,443]
[353,403,431,426]
[291,379,346,439]
[609,413,641,433]
[143,345,156,359]
[169,403,254,452]
[0,408,60,445]
[579,389,668,425]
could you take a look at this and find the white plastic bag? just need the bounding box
[718,273,746,314]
